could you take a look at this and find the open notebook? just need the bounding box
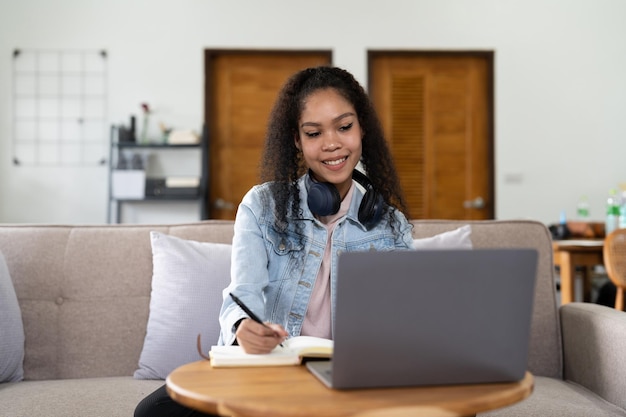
[209,336,332,367]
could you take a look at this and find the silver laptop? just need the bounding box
[306,249,537,389]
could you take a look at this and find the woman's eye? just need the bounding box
[305,131,320,138]
[339,122,353,132]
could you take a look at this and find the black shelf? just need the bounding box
[107,125,209,223]
[115,196,202,202]
[113,142,201,149]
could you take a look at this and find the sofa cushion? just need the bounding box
[134,232,231,380]
[0,251,25,382]
[479,376,626,416]
[0,377,163,417]
[413,225,472,249]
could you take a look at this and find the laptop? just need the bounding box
[306,248,537,389]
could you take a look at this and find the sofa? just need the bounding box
[0,219,625,417]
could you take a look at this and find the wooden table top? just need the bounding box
[553,239,604,249]
[166,360,534,417]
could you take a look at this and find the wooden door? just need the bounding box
[369,52,494,220]
[205,51,331,220]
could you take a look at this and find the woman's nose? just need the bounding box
[321,132,340,151]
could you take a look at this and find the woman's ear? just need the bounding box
[294,133,301,150]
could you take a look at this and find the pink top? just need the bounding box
[301,183,355,339]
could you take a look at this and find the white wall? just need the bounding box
[1,0,625,224]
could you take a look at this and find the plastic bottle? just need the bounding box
[576,196,590,220]
[606,189,620,236]
[619,189,626,230]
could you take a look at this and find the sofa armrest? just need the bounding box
[560,302,626,410]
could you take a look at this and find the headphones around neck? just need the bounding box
[305,169,384,230]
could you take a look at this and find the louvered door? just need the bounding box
[369,52,494,220]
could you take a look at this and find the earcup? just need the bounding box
[352,169,384,230]
[358,186,384,230]
[306,177,341,216]
[306,169,384,229]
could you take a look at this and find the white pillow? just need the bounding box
[413,225,473,249]
[0,251,25,382]
[134,232,232,380]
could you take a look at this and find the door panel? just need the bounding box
[205,51,331,219]
[369,52,494,220]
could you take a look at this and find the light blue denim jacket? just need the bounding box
[218,175,413,345]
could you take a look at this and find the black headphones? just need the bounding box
[305,169,384,230]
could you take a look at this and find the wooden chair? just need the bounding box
[603,228,626,311]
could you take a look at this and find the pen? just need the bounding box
[229,293,284,346]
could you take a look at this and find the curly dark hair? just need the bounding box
[259,66,409,233]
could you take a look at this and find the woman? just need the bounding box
[135,65,412,417]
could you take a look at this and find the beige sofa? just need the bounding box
[0,219,625,417]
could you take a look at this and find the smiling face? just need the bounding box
[295,88,363,199]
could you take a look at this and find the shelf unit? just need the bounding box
[107,126,209,223]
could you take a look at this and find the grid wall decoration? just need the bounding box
[12,49,108,166]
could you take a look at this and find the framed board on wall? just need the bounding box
[12,49,108,166]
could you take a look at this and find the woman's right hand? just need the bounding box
[235,319,288,354]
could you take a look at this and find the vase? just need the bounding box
[140,115,149,144]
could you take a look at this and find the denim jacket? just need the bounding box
[218,175,413,345]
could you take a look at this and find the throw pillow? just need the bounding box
[413,225,473,249]
[134,232,232,380]
[0,251,25,382]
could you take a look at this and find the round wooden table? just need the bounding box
[166,360,534,417]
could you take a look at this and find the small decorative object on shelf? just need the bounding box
[167,129,200,145]
[159,122,173,143]
[117,115,136,143]
[140,102,151,144]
